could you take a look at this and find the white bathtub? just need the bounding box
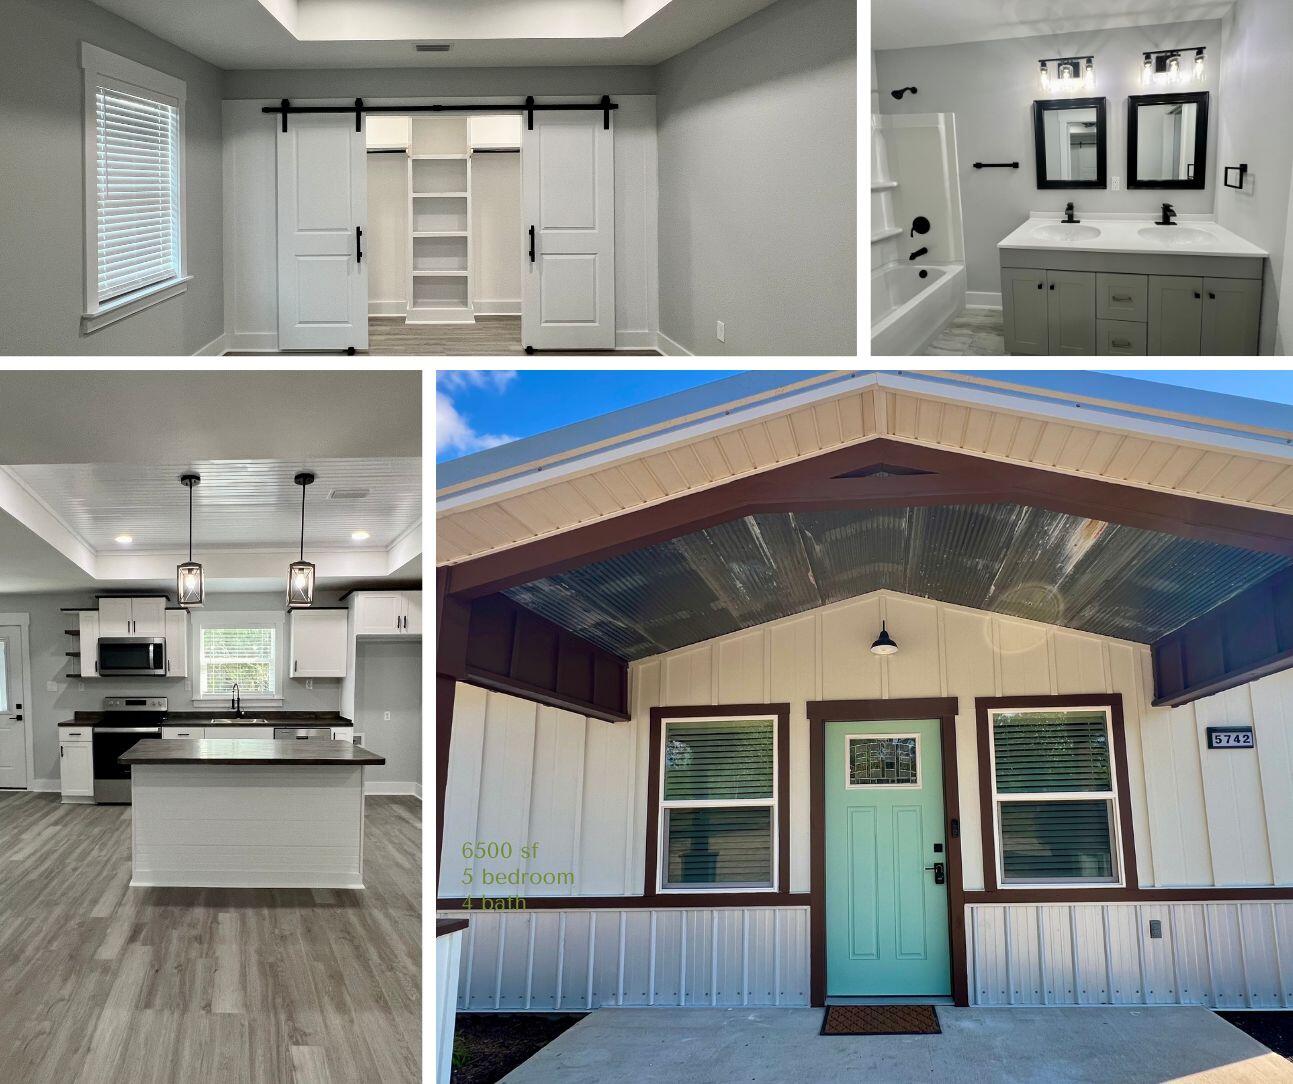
[871,262,966,355]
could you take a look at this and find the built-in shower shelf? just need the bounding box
[872,180,899,191]
[871,226,903,243]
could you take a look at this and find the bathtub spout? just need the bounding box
[909,246,929,260]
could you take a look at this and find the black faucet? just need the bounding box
[1063,202,1080,224]
[1157,202,1178,226]
[909,246,928,261]
[231,683,242,718]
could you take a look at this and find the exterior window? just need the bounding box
[193,613,283,702]
[989,707,1121,886]
[659,717,777,890]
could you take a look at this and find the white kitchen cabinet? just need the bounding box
[162,725,206,739]
[79,611,100,678]
[209,726,275,739]
[60,732,94,802]
[403,591,423,635]
[290,610,349,678]
[165,609,188,678]
[331,726,354,742]
[352,590,422,637]
[98,596,166,637]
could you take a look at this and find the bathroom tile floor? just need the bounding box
[922,308,1006,355]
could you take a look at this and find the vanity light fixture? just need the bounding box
[1193,48,1206,81]
[176,474,204,608]
[1039,61,1050,91]
[1143,47,1206,87]
[870,622,899,656]
[1084,58,1096,91]
[1038,55,1095,95]
[287,472,316,608]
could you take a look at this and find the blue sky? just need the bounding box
[435,369,1293,462]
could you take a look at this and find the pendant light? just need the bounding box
[287,472,316,608]
[870,621,898,656]
[176,473,204,607]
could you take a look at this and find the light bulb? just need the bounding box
[1168,54,1181,83]
[1143,55,1154,86]
[1084,58,1095,91]
[1194,50,1205,82]
[1039,61,1050,91]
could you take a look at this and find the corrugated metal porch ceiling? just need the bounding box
[505,504,1290,660]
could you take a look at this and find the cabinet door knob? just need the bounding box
[1037,282,1043,290]
[1194,292,1201,299]
[1049,284,1056,290]
[1209,292,1216,300]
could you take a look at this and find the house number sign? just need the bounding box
[1206,725,1255,750]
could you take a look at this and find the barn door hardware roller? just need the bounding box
[264,96,620,132]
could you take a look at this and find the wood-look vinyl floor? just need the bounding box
[921,308,1007,355]
[0,791,420,1084]
[226,316,659,356]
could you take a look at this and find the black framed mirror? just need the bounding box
[1127,92,1209,189]
[1033,97,1107,189]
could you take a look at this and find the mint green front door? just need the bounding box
[825,719,950,997]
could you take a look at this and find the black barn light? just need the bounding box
[288,472,316,608]
[870,621,898,656]
[176,473,204,607]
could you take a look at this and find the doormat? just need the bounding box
[819,1004,941,1036]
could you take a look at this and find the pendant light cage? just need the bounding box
[177,473,204,607]
[288,472,316,608]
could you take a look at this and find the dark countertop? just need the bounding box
[119,738,385,765]
[437,918,470,937]
[60,712,351,729]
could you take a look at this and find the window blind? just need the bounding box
[993,710,1111,793]
[663,719,774,802]
[664,808,773,888]
[95,84,179,302]
[999,800,1115,882]
[200,627,275,697]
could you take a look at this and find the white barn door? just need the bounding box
[522,111,615,351]
[276,113,368,352]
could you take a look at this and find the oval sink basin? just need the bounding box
[1032,223,1102,242]
[1137,225,1217,247]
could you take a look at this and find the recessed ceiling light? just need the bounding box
[115,534,133,545]
[351,530,371,541]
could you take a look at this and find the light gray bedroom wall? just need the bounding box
[352,639,421,787]
[0,0,224,355]
[222,65,655,100]
[876,20,1224,300]
[0,591,344,787]
[653,0,856,356]
[1216,0,1293,355]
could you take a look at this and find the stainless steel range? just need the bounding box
[93,696,167,804]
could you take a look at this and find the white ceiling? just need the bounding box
[872,0,1234,51]
[86,0,777,69]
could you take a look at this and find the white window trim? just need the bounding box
[987,705,1125,890]
[80,43,188,333]
[191,610,285,707]
[657,714,779,894]
[845,732,923,790]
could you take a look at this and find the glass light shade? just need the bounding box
[287,560,316,607]
[177,561,204,607]
[1084,59,1095,90]
[1193,52,1205,81]
[1168,55,1181,82]
[1039,62,1050,91]
[1142,57,1154,86]
[870,624,899,656]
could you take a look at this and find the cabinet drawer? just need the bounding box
[1097,274,1148,323]
[206,726,274,739]
[1097,319,1147,356]
[60,728,92,743]
[163,726,205,740]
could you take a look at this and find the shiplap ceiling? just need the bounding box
[8,459,420,554]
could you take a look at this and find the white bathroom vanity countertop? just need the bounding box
[999,213,1268,258]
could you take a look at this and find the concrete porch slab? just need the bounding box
[500,1006,1293,1083]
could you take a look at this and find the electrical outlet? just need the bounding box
[46,680,60,693]
[1112,176,1121,191]
[306,678,313,690]
[383,711,391,721]
[716,320,725,343]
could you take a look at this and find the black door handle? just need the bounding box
[529,225,536,264]
[1037,282,1043,290]
[924,862,946,885]
[1050,284,1056,290]
[356,226,364,264]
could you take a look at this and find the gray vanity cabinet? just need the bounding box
[1147,276,1262,354]
[1002,268,1048,354]
[1046,271,1096,355]
[1147,277,1204,355]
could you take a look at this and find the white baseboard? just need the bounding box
[225,331,279,353]
[474,299,522,316]
[966,291,1003,309]
[365,781,422,798]
[616,330,657,351]
[369,300,407,317]
[655,329,693,356]
[31,778,60,793]
[193,332,229,356]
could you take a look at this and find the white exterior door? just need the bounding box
[277,113,369,351]
[0,627,28,789]
[522,110,615,351]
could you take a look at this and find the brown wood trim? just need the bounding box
[644,704,793,904]
[965,887,1293,903]
[436,918,470,936]
[435,892,813,910]
[463,670,629,723]
[806,698,965,1008]
[975,693,1138,897]
[436,567,470,886]
[443,437,1293,600]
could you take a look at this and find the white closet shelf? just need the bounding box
[413,230,468,237]
[412,154,469,160]
[412,191,469,199]
[872,180,899,190]
[871,226,903,243]
[412,269,469,277]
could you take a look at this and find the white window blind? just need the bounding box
[94,83,180,302]
[199,626,277,698]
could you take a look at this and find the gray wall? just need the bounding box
[352,639,421,786]
[1216,0,1293,355]
[654,0,856,356]
[876,20,1223,299]
[1,591,345,786]
[222,65,655,100]
[0,0,225,354]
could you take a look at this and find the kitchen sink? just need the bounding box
[1032,223,1102,242]
[207,718,271,726]
[1136,225,1217,247]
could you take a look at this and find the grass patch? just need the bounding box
[451,1012,588,1083]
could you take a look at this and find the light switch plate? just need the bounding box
[383,711,391,721]
[716,320,725,342]
[46,680,60,693]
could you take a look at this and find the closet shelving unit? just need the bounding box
[408,116,474,325]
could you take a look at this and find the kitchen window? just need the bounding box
[193,613,284,704]
[81,44,189,333]
[987,705,1123,887]
[657,715,779,891]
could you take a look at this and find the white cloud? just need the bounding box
[437,370,517,394]
[435,387,515,456]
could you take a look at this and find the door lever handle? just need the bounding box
[924,862,946,885]
[356,226,364,264]
[529,225,536,264]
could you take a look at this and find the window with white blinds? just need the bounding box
[81,46,186,322]
[94,84,180,302]
[192,612,284,703]
[659,717,777,890]
[989,707,1122,886]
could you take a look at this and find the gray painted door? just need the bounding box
[1002,268,1047,355]
[1148,276,1203,354]
[1201,278,1262,355]
[1046,270,1096,355]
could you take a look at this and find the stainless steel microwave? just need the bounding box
[96,637,167,676]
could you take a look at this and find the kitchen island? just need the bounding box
[119,738,385,889]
